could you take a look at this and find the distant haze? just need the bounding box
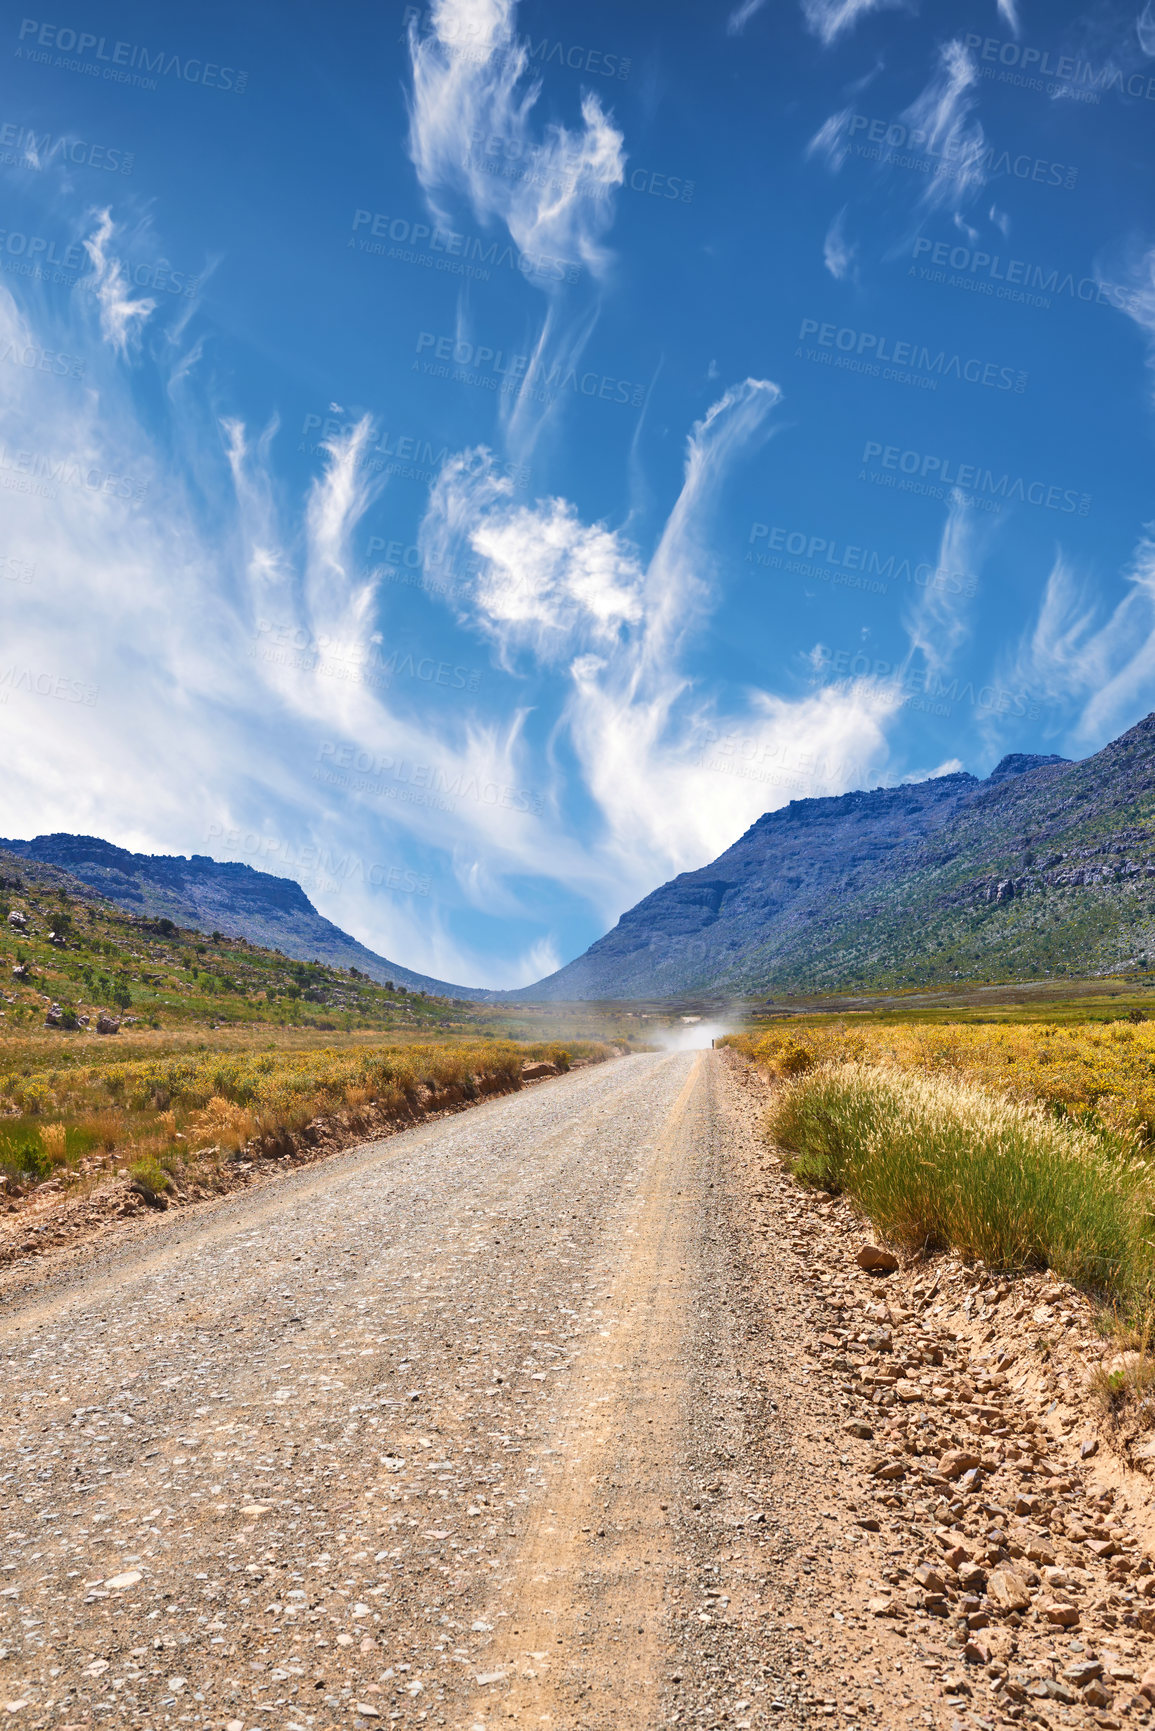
[652,1019,735,1052]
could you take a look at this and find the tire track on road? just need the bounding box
[467,1054,704,1729]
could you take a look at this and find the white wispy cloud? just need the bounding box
[727,0,768,35]
[801,0,914,47]
[823,206,857,279]
[406,0,624,282]
[81,207,157,356]
[901,39,987,216]
[1007,539,1155,747]
[1141,2,1155,56]
[996,0,1020,36]
[806,106,856,173]
[902,491,980,677]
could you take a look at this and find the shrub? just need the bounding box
[768,1061,1155,1314]
[128,1158,171,1201]
[0,1139,50,1184]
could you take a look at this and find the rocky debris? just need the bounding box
[95,1010,120,1033]
[6,908,26,926]
[857,1244,900,1273]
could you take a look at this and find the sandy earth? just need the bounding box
[1,1049,1153,1731]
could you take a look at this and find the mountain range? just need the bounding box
[12,713,1155,1003]
[0,834,484,999]
[519,715,1155,999]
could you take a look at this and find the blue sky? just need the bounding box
[3,0,1155,988]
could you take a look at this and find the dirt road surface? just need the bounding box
[2,1050,1153,1731]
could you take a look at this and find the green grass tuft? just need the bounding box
[767,1061,1155,1314]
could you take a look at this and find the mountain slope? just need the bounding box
[0,834,486,999]
[519,718,1155,999]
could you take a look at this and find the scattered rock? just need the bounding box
[856,1245,899,1273]
[986,1567,1032,1611]
[938,1449,982,1480]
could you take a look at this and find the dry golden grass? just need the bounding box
[0,1035,611,1196]
[40,1122,67,1165]
[727,1017,1155,1147]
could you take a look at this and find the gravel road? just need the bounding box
[0,1050,797,1731]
